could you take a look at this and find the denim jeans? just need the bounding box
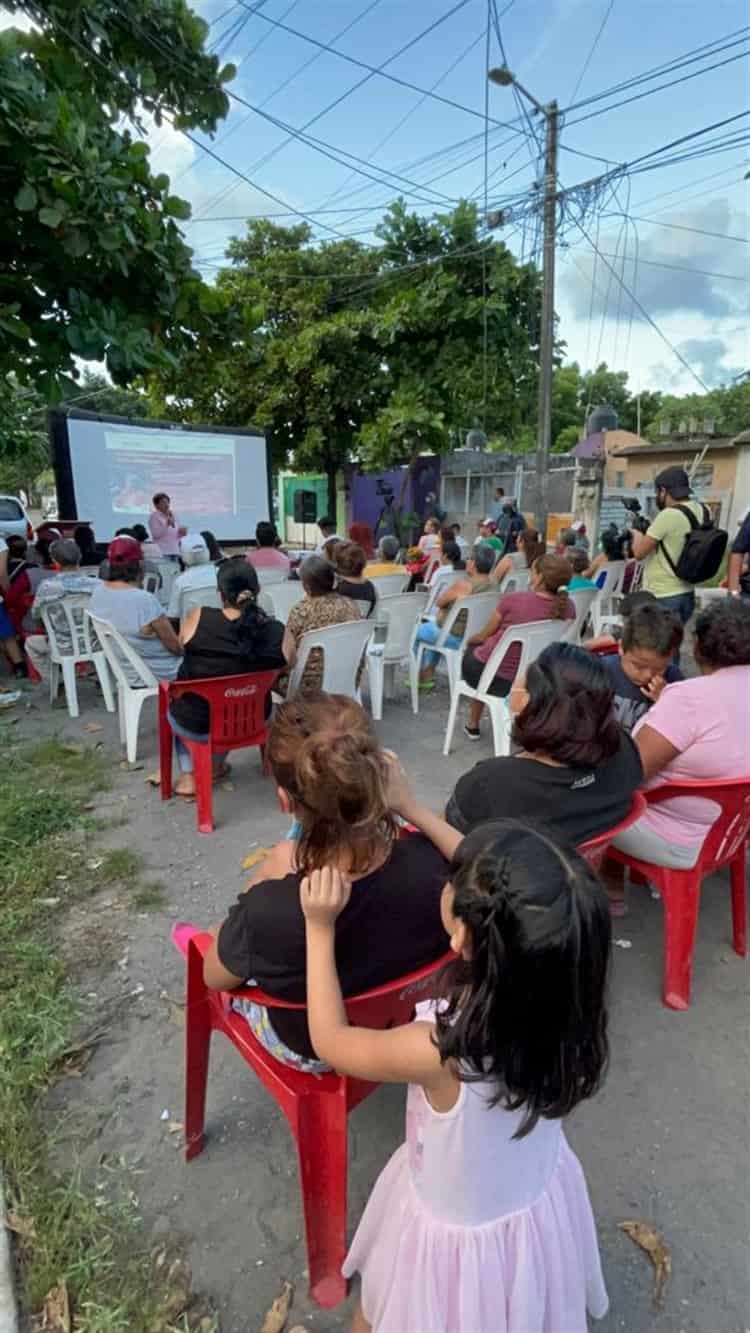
[654,590,695,625]
[414,619,461,670]
[167,706,227,774]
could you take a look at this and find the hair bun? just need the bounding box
[236,589,254,606]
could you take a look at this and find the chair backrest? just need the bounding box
[477,617,567,696]
[264,580,305,624]
[503,566,531,593]
[596,560,626,603]
[40,592,94,659]
[256,566,289,586]
[375,591,428,662]
[422,553,441,584]
[577,791,648,870]
[370,573,409,598]
[86,611,159,691]
[161,670,279,746]
[179,584,222,621]
[287,618,373,698]
[643,777,750,876]
[143,571,160,595]
[431,587,498,650]
[153,559,179,607]
[423,569,463,615]
[563,587,598,643]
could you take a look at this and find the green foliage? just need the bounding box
[0,0,235,397]
[0,379,50,493]
[553,424,581,454]
[66,370,150,418]
[645,378,750,441]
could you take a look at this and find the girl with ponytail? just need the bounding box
[300,818,611,1333]
[167,556,286,797]
[460,553,575,738]
[202,694,455,1071]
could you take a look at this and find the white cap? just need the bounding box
[179,532,208,557]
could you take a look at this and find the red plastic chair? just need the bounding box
[607,778,750,1010]
[182,931,453,1308]
[159,670,279,834]
[577,791,648,871]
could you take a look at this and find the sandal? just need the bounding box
[171,921,201,956]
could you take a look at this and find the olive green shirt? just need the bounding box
[644,500,704,597]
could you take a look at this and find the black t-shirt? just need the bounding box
[600,654,682,733]
[171,607,285,732]
[217,834,449,1057]
[337,578,377,617]
[732,513,750,594]
[445,732,643,848]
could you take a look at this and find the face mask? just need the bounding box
[655,490,666,511]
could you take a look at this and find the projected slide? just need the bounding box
[52,413,270,543]
[106,433,236,517]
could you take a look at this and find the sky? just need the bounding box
[5,0,750,400]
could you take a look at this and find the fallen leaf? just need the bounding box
[60,742,84,756]
[38,1279,71,1332]
[120,760,144,771]
[83,721,103,733]
[168,1120,183,1134]
[167,1001,185,1028]
[242,846,271,871]
[221,780,234,791]
[619,1219,672,1308]
[144,771,161,786]
[6,1210,36,1240]
[261,1281,293,1333]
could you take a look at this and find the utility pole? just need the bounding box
[536,100,558,541]
[488,67,558,540]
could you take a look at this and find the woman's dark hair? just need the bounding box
[567,548,590,576]
[601,529,626,561]
[256,520,279,549]
[73,524,98,557]
[622,602,683,658]
[441,539,463,568]
[514,642,621,766]
[348,521,374,557]
[216,556,271,658]
[694,599,750,670]
[201,530,223,562]
[302,554,336,597]
[558,527,576,547]
[435,820,611,1137]
[152,492,169,507]
[131,523,149,543]
[517,527,544,567]
[34,537,55,567]
[531,554,572,619]
[333,541,367,578]
[7,534,28,561]
[267,692,397,874]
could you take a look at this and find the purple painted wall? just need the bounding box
[346,458,442,544]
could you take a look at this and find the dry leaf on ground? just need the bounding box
[83,722,103,733]
[144,771,161,787]
[6,1209,36,1240]
[37,1279,71,1331]
[619,1219,672,1308]
[242,846,271,870]
[261,1280,293,1333]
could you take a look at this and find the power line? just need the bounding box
[564,27,750,114]
[568,0,615,108]
[602,213,749,244]
[566,47,750,128]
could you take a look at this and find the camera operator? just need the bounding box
[627,467,705,626]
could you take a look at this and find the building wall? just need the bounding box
[609,448,737,494]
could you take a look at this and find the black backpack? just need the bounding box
[660,503,728,584]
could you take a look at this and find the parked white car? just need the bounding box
[0,495,34,541]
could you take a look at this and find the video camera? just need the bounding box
[620,497,649,534]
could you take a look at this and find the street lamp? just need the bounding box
[488,66,558,541]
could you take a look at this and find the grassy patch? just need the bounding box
[0,729,205,1330]
[131,879,168,912]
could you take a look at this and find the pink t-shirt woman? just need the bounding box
[613,600,750,868]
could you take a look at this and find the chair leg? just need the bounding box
[410,646,422,715]
[443,683,463,756]
[61,658,79,718]
[730,847,747,957]
[184,996,213,1162]
[49,660,59,706]
[193,742,215,835]
[661,870,701,1011]
[368,655,383,722]
[295,1088,348,1309]
[93,654,115,712]
[488,699,510,757]
[159,693,173,801]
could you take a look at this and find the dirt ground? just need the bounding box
[7,671,750,1333]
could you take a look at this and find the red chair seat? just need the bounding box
[182,931,453,1308]
[159,670,279,834]
[607,778,749,1009]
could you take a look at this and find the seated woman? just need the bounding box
[203,693,459,1069]
[4,536,45,634]
[331,541,377,617]
[427,539,465,590]
[606,599,750,898]
[366,534,403,577]
[414,543,495,688]
[200,530,225,564]
[348,521,375,559]
[567,548,598,589]
[586,528,626,584]
[168,558,286,798]
[490,526,545,586]
[461,554,575,739]
[89,535,182,681]
[279,554,360,696]
[447,641,643,846]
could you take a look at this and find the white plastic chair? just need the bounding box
[86,612,160,763]
[256,567,289,586]
[590,561,627,635]
[264,581,305,624]
[286,619,374,701]
[443,618,567,757]
[179,584,222,622]
[370,573,409,599]
[503,566,531,593]
[410,588,499,714]
[563,587,598,644]
[422,569,463,616]
[39,594,116,719]
[366,591,428,721]
[153,559,179,607]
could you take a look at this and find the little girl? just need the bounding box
[301,811,612,1333]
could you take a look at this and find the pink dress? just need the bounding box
[344,1020,608,1332]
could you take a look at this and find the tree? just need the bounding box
[1,0,235,397]
[0,380,50,496]
[645,380,749,440]
[551,362,583,449]
[64,370,150,418]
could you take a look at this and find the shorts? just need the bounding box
[232,998,329,1075]
[461,648,512,697]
